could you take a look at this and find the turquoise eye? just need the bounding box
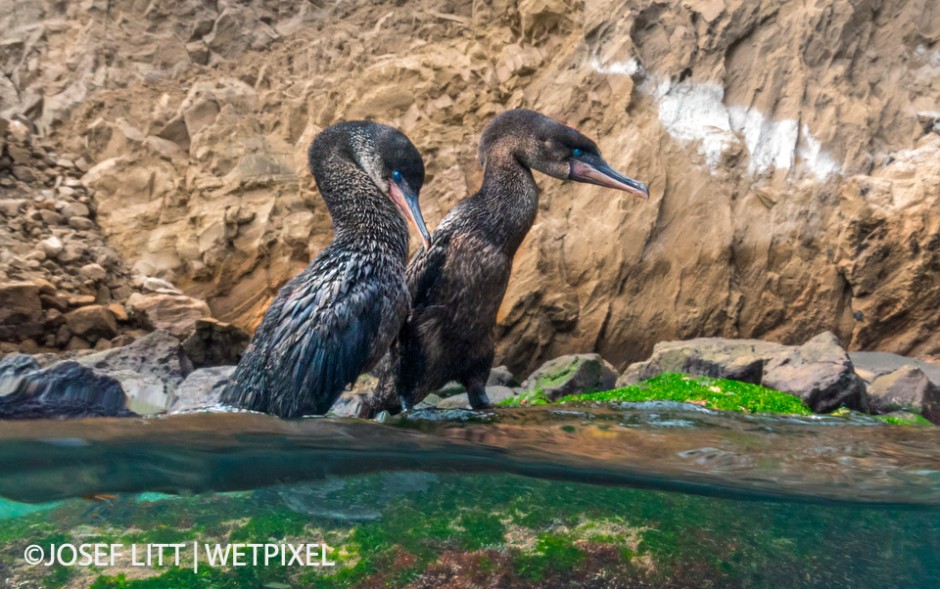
[392,170,403,182]
[572,148,583,157]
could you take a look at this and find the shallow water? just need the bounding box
[0,403,938,587]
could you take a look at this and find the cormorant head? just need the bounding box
[479,109,649,200]
[309,121,432,249]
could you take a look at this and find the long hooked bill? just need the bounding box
[569,158,650,200]
[389,179,433,250]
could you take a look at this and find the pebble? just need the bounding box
[68,217,96,230]
[61,202,90,218]
[80,263,108,282]
[39,209,65,225]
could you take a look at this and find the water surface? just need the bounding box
[0,403,937,587]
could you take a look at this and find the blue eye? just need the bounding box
[392,170,403,182]
[572,148,583,157]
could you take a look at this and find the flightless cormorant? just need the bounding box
[222,121,432,418]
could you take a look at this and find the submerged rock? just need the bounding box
[524,354,618,401]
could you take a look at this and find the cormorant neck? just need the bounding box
[313,156,410,262]
[476,146,539,254]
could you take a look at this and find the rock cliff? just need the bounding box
[1,0,938,374]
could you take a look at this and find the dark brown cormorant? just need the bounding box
[369,109,648,415]
[222,121,432,418]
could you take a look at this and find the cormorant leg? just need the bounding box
[464,376,492,410]
[399,391,416,412]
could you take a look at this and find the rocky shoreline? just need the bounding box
[1,318,937,425]
[1,115,938,425]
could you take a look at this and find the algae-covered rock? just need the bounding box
[621,333,868,414]
[524,354,617,400]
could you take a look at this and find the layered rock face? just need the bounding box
[2,0,938,375]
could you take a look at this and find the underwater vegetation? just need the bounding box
[1,472,938,589]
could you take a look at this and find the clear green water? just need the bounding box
[0,405,938,588]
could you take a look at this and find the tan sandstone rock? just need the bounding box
[0,0,937,374]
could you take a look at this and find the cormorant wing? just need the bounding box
[406,224,452,310]
[264,261,394,417]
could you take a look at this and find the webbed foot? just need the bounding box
[468,388,492,410]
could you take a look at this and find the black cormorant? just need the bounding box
[370,109,648,415]
[222,121,432,418]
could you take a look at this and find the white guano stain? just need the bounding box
[589,57,642,77]
[589,58,841,181]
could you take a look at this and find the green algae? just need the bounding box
[515,533,585,581]
[535,357,595,391]
[501,372,813,415]
[1,473,938,588]
[561,372,813,415]
[873,413,933,426]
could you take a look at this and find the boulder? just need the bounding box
[139,277,184,295]
[523,353,618,400]
[618,338,787,387]
[867,366,940,423]
[63,305,119,343]
[619,333,869,414]
[126,292,211,338]
[169,365,235,412]
[487,365,518,387]
[436,393,471,409]
[850,351,940,389]
[0,282,43,340]
[436,386,520,408]
[330,374,380,417]
[762,332,868,413]
[0,361,135,419]
[181,318,250,367]
[74,330,193,414]
[0,354,41,395]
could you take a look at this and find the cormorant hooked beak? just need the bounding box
[569,155,649,200]
[389,178,433,250]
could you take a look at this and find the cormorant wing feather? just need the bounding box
[227,254,397,418]
[406,224,452,310]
